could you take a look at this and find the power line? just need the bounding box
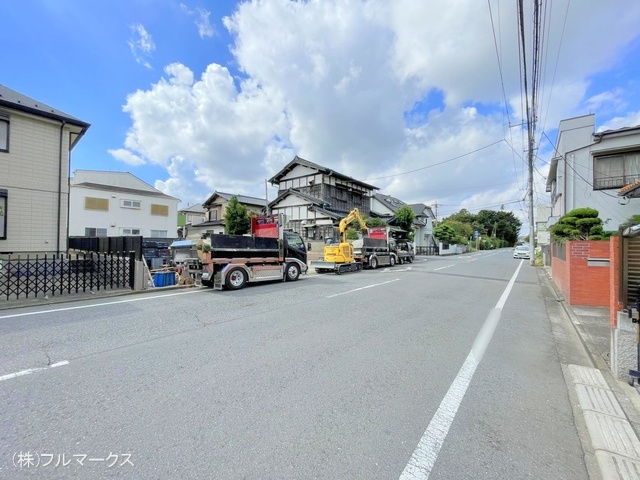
[363,139,505,181]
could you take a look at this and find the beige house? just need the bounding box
[0,85,90,255]
[186,191,266,238]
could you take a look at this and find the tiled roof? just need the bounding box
[0,84,90,128]
[268,155,379,191]
[203,191,266,207]
[73,182,177,199]
[620,180,640,198]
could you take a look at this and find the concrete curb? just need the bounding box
[0,284,196,312]
[567,365,640,479]
[542,267,640,479]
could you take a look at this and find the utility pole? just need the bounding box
[265,179,270,215]
[528,134,535,266]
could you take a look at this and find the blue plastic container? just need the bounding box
[154,273,165,287]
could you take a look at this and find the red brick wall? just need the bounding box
[552,240,611,307]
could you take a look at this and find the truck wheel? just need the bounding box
[285,263,300,281]
[201,278,213,288]
[225,267,247,290]
[390,256,396,267]
[370,257,378,269]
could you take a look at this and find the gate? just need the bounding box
[621,235,640,306]
[0,252,135,301]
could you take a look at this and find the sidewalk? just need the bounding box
[544,267,640,479]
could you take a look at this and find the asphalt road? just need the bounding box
[0,250,591,479]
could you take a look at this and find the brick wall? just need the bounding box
[552,240,611,307]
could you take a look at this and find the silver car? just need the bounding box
[513,245,530,259]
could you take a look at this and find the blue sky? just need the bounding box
[2,0,640,225]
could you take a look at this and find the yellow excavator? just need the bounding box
[311,208,368,274]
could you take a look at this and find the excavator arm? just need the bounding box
[337,208,369,242]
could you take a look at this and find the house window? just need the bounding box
[593,151,640,190]
[0,189,7,239]
[150,230,167,238]
[84,227,107,237]
[121,199,141,209]
[121,228,141,236]
[84,197,109,211]
[0,114,8,152]
[151,204,169,216]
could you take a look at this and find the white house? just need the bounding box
[546,114,640,230]
[0,85,90,254]
[69,170,180,239]
[370,193,437,248]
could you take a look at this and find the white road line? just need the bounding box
[433,265,454,271]
[0,289,203,320]
[399,261,523,480]
[327,279,400,298]
[0,361,69,382]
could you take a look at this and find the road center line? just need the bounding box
[0,360,69,382]
[326,279,400,298]
[399,261,523,480]
[433,265,454,271]
[0,289,203,320]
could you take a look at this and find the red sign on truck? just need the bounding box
[368,227,388,240]
[251,215,280,238]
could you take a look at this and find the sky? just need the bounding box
[2,0,640,229]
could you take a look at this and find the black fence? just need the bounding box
[0,252,135,301]
[416,245,439,256]
[69,236,144,260]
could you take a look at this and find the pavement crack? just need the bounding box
[193,313,208,327]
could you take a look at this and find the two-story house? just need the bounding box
[370,193,437,247]
[190,191,266,237]
[268,156,378,241]
[69,170,180,239]
[0,85,90,255]
[546,114,640,230]
[178,204,207,239]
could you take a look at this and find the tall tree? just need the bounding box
[224,196,251,235]
[394,205,416,238]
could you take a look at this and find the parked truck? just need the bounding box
[352,226,398,269]
[198,214,308,290]
[394,239,415,264]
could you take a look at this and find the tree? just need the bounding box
[394,205,416,239]
[549,207,603,241]
[224,196,251,235]
[433,224,457,244]
[475,209,521,245]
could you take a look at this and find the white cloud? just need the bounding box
[180,4,215,38]
[115,0,640,213]
[108,148,146,166]
[597,111,640,132]
[128,23,155,69]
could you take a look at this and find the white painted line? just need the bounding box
[433,265,454,271]
[0,360,69,382]
[399,262,522,480]
[0,289,203,320]
[327,279,400,298]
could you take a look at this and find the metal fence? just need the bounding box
[0,252,135,301]
[416,245,439,256]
